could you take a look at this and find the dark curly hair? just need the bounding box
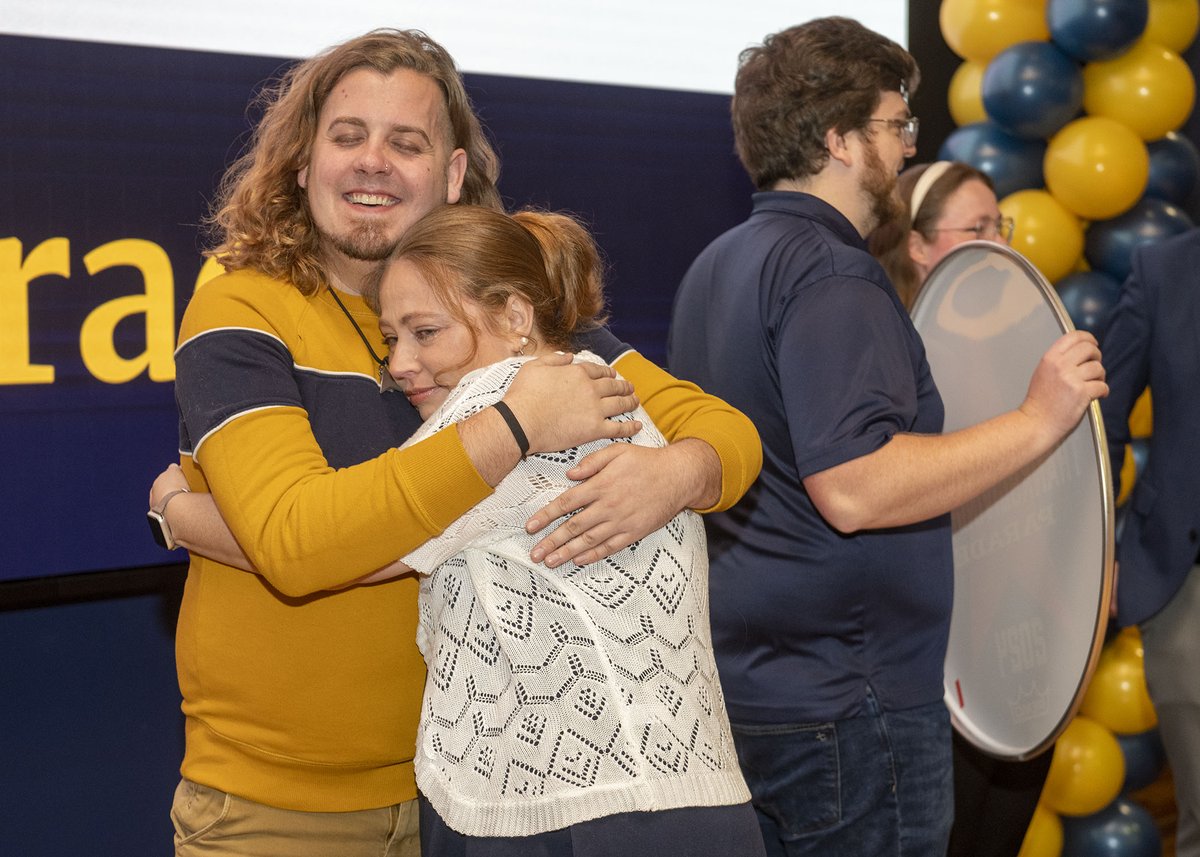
[732,17,919,189]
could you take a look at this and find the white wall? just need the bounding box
[2,0,907,94]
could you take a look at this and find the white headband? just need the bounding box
[909,161,954,222]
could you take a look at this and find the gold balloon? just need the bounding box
[949,61,988,126]
[1113,444,1132,504]
[1145,0,1200,53]
[1129,388,1154,437]
[1080,638,1159,734]
[1114,625,1145,658]
[1118,444,1137,505]
[1000,189,1085,283]
[940,0,1051,62]
[1041,716,1125,816]
[1083,41,1197,141]
[1017,803,1063,857]
[1044,117,1149,220]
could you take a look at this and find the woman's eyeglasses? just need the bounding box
[929,216,1015,243]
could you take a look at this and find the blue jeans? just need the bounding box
[730,691,953,857]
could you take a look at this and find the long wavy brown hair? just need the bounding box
[205,29,502,296]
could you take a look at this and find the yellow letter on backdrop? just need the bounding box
[80,239,176,383]
[0,237,70,385]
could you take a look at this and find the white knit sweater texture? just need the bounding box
[400,352,749,837]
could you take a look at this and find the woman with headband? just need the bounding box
[869,160,1014,310]
[869,165,1048,857]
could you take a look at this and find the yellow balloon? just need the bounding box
[1129,388,1153,437]
[1145,0,1200,53]
[1081,638,1159,734]
[1041,716,1125,816]
[1114,625,1144,658]
[1018,803,1063,857]
[1117,444,1137,505]
[1083,41,1197,141]
[1044,117,1149,220]
[949,61,988,126]
[940,0,1051,62]
[1000,190,1085,283]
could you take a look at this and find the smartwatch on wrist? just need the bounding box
[147,487,190,550]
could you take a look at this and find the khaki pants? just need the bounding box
[172,778,419,857]
[1141,564,1200,857]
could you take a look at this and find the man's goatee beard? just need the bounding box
[329,226,397,262]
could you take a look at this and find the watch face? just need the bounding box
[147,511,171,550]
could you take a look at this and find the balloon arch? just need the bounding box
[935,1,1197,854]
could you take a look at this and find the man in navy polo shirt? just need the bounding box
[668,17,1109,857]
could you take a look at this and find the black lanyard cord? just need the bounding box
[328,287,387,371]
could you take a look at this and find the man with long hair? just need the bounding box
[155,29,761,856]
[669,17,1106,855]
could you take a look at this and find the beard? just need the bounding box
[860,141,905,234]
[327,222,397,262]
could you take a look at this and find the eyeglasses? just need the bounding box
[929,216,1016,243]
[865,116,919,148]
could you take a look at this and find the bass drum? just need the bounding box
[910,241,1115,761]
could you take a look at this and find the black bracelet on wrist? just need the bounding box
[492,401,530,459]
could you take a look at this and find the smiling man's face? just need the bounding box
[298,66,466,273]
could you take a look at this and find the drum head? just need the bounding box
[911,241,1115,761]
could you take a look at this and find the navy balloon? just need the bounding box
[1062,797,1161,857]
[982,41,1083,139]
[1146,132,1200,207]
[1085,197,1195,282]
[1057,270,1122,339]
[939,122,1046,199]
[1117,729,1166,793]
[1048,0,1148,61]
[1131,438,1150,478]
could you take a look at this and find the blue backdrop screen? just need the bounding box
[0,34,751,582]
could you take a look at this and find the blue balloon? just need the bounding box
[982,41,1084,139]
[1131,438,1150,478]
[1048,0,1149,61]
[1117,729,1166,793]
[1146,132,1200,207]
[1062,797,1161,857]
[1057,270,1122,338]
[938,122,1046,199]
[1085,197,1196,282]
